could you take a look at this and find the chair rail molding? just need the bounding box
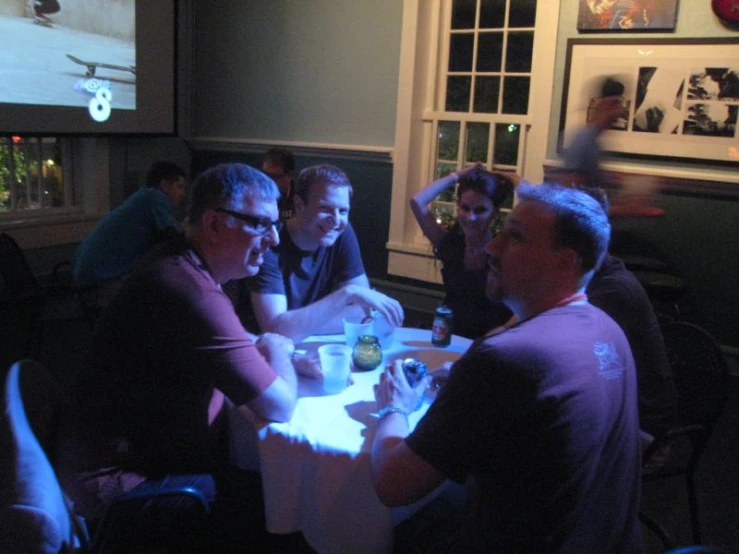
[187,137,393,164]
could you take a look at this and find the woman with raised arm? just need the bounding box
[410,164,513,338]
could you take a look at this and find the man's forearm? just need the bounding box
[270,352,297,397]
[257,343,297,398]
[268,286,358,342]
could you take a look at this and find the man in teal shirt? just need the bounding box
[72,161,187,305]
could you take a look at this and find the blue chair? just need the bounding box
[666,546,727,554]
[0,360,211,553]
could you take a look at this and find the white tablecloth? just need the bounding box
[229,327,471,554]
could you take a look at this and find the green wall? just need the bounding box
[547,3,739,349]
[191,0,403,147]
[188,1,739,350]
[191,151,393,279]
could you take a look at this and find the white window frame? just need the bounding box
[387,0,560,283]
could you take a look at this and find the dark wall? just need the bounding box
[608,183,739,350]
[191,151,393,279]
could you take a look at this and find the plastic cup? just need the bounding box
[318,344,353,395]
[343,316,374,348]
[373,312,396,349]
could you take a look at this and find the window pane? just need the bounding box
[451,0,476,29]
[476,32,503,72]
[433,202,457,229]
[20,139,40,211]
[446,76,471,112]
[0,138,10,212]
[465,122,490,163]
[479,0,506,29]
[509,0,537,28]
[0,135,64,213]
[436,162,458,181]
[473,76,500,113]
[505,32,533,73]
[448,33,474,72]
[437,121,461,163]
[435,163,457,201]
[502,76,529,114]
[41,142,64,207]
[494,123,520,165]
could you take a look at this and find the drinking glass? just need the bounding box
[318,344,353,394]
[343,315,374,348]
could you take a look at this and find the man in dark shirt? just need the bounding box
[372,184,643,553]
[262,147,296,220]
[588,253,678,438]
[245,164,404,342]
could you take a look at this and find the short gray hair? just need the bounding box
[187,163,279,224]
[517,183,611,274]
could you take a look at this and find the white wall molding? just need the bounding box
[187,137,393,164]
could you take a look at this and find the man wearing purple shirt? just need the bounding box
[372,184,643,553]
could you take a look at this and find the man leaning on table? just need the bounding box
[243,164,404,343]
[56,163,298,552]
[372,183,643,553]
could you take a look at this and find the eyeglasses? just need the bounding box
[215,208,279,235]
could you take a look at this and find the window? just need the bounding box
[387,0,559,283]
[0,136,110,251]
[0,136,76,215]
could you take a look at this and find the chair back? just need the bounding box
[661,321,730,431]
[0,233,42,303]
[0,360,82,553]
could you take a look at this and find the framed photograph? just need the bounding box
[559,39,739,163]
[577,0,679,32]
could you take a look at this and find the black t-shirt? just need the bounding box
[588,255,678,437]
[240,223,365,332]
[407,302,643,553]
[435,226,511,339]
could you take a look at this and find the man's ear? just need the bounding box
[558,247,580,272]
[200,209,222,242]
[293,194,305,213]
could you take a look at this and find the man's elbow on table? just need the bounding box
[248,377,297,423]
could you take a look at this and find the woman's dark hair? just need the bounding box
[456,171,513,208]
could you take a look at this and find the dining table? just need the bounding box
[229,326,472,554]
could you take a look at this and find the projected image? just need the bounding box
[0,0,135,122]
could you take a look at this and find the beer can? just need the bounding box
[431,305,453,347]
[401,358,428,387]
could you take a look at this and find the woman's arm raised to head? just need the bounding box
[409,164,480,248]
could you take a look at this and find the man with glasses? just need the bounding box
[57,163,297,551]
[262,147,296,220]
[242,164,404,343]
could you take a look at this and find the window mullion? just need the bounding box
[37,136,44,209]
[8,138,17,211]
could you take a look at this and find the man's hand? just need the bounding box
[374,359,427,414]
[256,332,294,362]
[347,286,404,328]
[291,350,323,380]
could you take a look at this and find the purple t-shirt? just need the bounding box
[58,237,277,517]
[407,302,643,553]
[247,222,366,310]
